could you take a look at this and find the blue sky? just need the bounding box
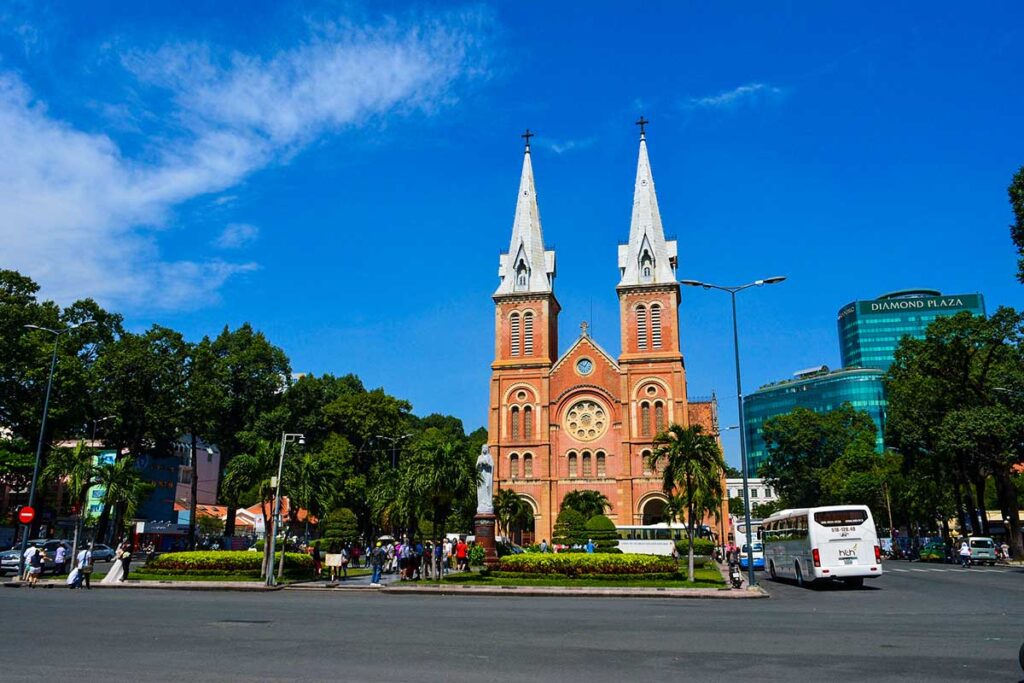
[2,2,1022,467]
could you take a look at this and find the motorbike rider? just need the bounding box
[726,542,742,587]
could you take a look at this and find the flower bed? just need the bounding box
[499,553,677,577]
[147,550,312,575]
[491,571,680,581]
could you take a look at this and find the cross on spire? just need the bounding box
[521,128,535,150]
[580,320,589,336]
[635,115,649,138]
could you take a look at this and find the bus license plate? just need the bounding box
[843,558,855,565]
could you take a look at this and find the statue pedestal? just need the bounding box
[473,513,500,569]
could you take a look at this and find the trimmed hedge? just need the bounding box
[492,571,682,581]
[676,538,715,556]
[499,553,677,577]
[148,551,312,573]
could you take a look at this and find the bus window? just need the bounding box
[814,509,868,527]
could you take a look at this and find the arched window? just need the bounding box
[523,453,533,478]
[582,451,592,477]
[642,449,653,476]
[654,401,666,432]
[511,406,520,440]
[510,453,519,479]
[636,305,648,350]
[640,250,653,283]
[515,259,529,291]
[523,406,533,439]
[523,311,534,356]
[650,303,662,349]
[640,402,651,436]
[568,452,578,478]
[596,451,606,477]
[510,313,521,357]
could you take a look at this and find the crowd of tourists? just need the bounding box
[306,536,474,586]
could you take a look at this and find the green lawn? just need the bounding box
[425,567,725,589]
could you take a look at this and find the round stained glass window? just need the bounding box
[562,399,607,442]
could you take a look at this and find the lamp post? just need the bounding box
[266,432,304,587]
[19,320,96,577]
[376,433,414,468]
[681,276,786,587]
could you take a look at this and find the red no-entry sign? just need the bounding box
[18,506,35,524]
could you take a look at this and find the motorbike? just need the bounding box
[729,563,743,589]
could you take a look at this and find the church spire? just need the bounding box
[618,120,678,288]
[496,131,556,296]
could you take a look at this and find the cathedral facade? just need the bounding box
[488,128,723,544]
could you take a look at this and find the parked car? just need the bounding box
[89,544,116,562]
[918,541,946,562]
[968,537,998,565]
[0,539,72,575]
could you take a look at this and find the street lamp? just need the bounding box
[681,276,786,587]
[376,433,414,468]
[266,432,304,587]
[19,320,96,577]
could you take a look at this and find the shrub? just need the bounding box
[584,515,620,553]
[552,509,587,546]
[320,508,360,551]
[468,544,486,566]
[491,570,682,581]
[499,553,677,577]
[148,550,312,574]
[675,538,715,556]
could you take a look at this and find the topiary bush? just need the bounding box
[552,509,587,546]
[147,550,311,576]
[675,538,715,556]
[584,514,621,553]
[499,553,677,577]
[320,507,360,551]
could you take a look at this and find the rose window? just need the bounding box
[563,400,608,442]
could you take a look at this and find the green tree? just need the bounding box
[285,449,345,539]
[404,429,477,546]
[222,438,281,576]
[319,507,360,551]
[94,458,152,540]
[648,424,725,582]
[584,514,620,553]
[1010,165,1024,283]
[209,324,291,536]
[493,488,534,544]
[552,508,587,546]
[182,338,225,548]
[760,404,878,508]
[560,489,611,520]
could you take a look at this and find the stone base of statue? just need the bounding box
[473,513,500,569]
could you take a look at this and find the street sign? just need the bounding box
[18,506,35,524]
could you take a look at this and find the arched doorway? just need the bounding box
[515,494,538,547]
[641,497,667,525]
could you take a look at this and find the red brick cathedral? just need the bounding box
[488,128,723,543]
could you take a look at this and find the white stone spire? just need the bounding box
[496,138,556,296]
[618,128,677,287]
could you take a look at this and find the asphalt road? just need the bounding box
[3,561,1022,683]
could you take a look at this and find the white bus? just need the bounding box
[762,505,882,588]
[615,523,689,556]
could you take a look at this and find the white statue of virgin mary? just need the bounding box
[476,445,494,514]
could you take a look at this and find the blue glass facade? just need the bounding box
[743,368,887,475]
[838,290,986,371]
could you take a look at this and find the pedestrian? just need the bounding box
[120,542,133,581]
[1000,541,1010,560]
[22,544,38,581]
[27,547,44,587]
[350,543,361,569]
[76,545,93,590]
[539,539,548,553]
[456,538,468,571]
[312,542,322,578]
[959,539,971,568]
[370,541,385,587]
[54,544,67,575]
[341,545,349,581]
[586,538,595,554]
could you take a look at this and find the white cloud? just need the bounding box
[685,82,784,110]
[214,223,260,249]
[0,12,485,310]
[541,137,596,155]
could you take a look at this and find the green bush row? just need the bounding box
[675,538,716,556]
[148,551,312,572]
[499,553,677,576]
[491,571,682,581]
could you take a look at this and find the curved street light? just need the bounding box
[681,277,786,587]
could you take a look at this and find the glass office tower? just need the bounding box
[743,367,886,475]
[837,289,986,371]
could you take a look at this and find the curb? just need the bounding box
[371,584,768,599]
[4,579,282,592]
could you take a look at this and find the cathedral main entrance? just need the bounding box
[641,498,667,525]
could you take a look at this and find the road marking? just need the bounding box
[888,568,909,572]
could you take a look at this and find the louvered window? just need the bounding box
[582,452,592,477]
[655,401,666,432]
[510,453,519,478]
[510,313,521,356]
[511,407,520,440]
[641,402,651,436]
[642,450,653,476]
[650,304,662,349]
[596,452,606,477]
[523,406,533,438]
[523,453,533,478]
[523,312,534,355]
[568,453,578,478]
[636,305,648,350]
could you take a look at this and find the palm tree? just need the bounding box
[405,432,477,546]
[94,458,152,543]
[285,451,342,542]
[493,489,535,544]
[560,489,611,520]
[648,424,725,582]
[42,441,97,560]
[222,439,279,576]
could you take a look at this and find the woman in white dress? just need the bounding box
[101,542,125,584]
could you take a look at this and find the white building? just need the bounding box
[725,478,778,508]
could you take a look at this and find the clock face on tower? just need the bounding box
[575,358,593,376]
